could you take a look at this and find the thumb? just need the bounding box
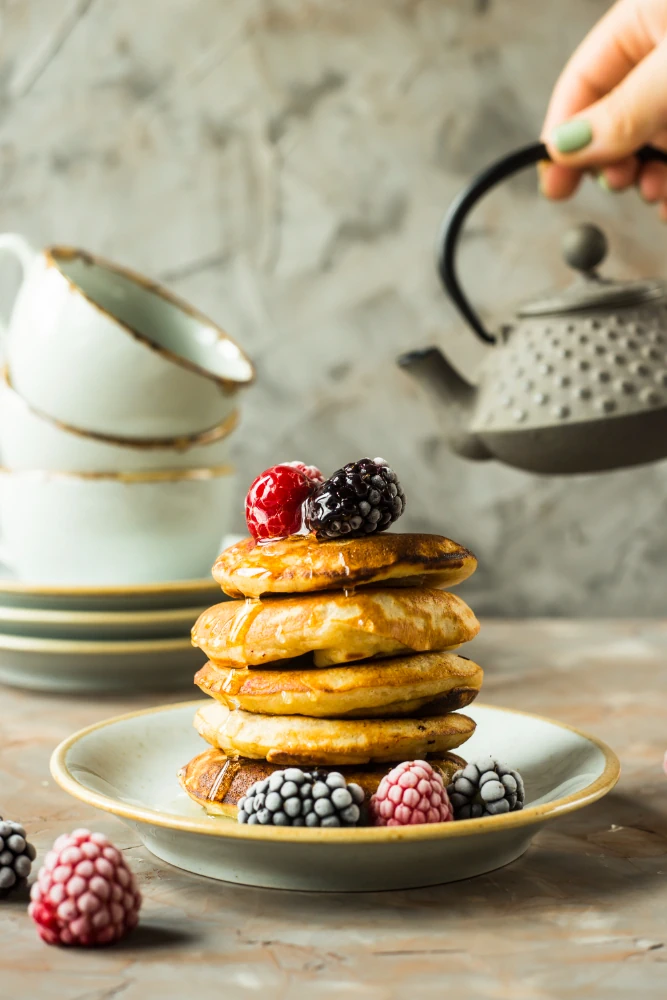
[546,37,667,166]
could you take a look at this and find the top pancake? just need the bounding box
[213,532,477,598]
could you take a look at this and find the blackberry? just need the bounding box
[0,816,36,891]
[306,458,406,540]
[237,768,365,827]
[447,758,525,820]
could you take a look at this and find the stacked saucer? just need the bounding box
[0,235,254,690]
[0,570,225,693]
[181,529,484,817]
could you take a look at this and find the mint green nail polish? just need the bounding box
[597,173,617,193]
[552,119,593,154]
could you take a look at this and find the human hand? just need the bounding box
[540,0,667,219]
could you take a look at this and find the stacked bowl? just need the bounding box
[0,234,253,691]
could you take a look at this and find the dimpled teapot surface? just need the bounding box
[398,141,667,475]
[473,280,667,434]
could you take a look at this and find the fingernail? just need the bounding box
[640,187,658,204]
[551,119,593,154]
[597,173,618,193]
[537,160,549,196]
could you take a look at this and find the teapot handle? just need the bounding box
[437,141,667,345]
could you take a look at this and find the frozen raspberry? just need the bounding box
[28,829,141,947]
[245,464,315,541]
[282,461,324,484]
[369,760,454,827]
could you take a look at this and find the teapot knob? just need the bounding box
[562,223,608,274]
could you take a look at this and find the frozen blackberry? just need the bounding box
[306,770,365,827]
[237,768,365,827]
[306,458,406,540]
[447,758,525,819]
[0,816,36,892]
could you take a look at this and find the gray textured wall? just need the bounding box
[1,0,665,615]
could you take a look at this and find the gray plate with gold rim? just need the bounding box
[51,701,620,891]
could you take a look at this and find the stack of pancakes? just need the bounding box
[179,532,483,818]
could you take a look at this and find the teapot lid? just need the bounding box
[517,223,667,318]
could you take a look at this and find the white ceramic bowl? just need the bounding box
[0,466,236,584]
[0,368,238,471]
[0,634,205,692]
[51,701,620,891]
[3,240,254,438]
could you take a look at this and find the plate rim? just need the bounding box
[50,700,621,844]
[0,604,208,628]
[0,577,220,598]
[0,634,199,654]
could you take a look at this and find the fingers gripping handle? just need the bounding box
[436,141,667,346]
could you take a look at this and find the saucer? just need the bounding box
[0,574,222,612]
[0,634,204,692]
[51,702,620,891]
[0,604,208,641]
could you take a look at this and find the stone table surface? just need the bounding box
[1,618,666,999]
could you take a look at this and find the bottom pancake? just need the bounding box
[178,747,468,819]
[195,651,483,718]
[194,700,475,765]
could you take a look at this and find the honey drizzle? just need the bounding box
[227,597,263,645]
[207,757,240,802]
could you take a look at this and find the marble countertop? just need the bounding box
[1,619,666,999]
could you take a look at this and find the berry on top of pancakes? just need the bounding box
[245,458,405,542]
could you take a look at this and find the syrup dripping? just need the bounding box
[207,757,240,802]
[227,597,263,646]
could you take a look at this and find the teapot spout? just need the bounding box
[397,346,491,461]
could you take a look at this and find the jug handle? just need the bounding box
[437,141,667,346]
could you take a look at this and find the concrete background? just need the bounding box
[1,0,665,615]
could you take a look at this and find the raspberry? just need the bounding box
[245,465,315,541]
[282,462,324,484]
[369,760,454,827]
[28,829,141,947]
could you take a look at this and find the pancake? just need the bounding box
[192,588,479,669]
[213,533,477,599]
[178,748,468,819]
[193,700,475,765]
[195,651,483,718]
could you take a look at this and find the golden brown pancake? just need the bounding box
[195,651,482,718]
[178,748,468,819]
[193,700,475,765]
[192,588,479,669]
[213,533,476,599]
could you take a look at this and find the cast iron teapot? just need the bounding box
[399,141,667,474]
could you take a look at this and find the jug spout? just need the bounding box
[397,346,491,461]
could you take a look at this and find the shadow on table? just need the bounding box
[110,923,200,952]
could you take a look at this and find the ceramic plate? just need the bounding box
[0,604,208,641]
[0,635,205,692]
[0,574,222,612]
[51,701,620,891]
